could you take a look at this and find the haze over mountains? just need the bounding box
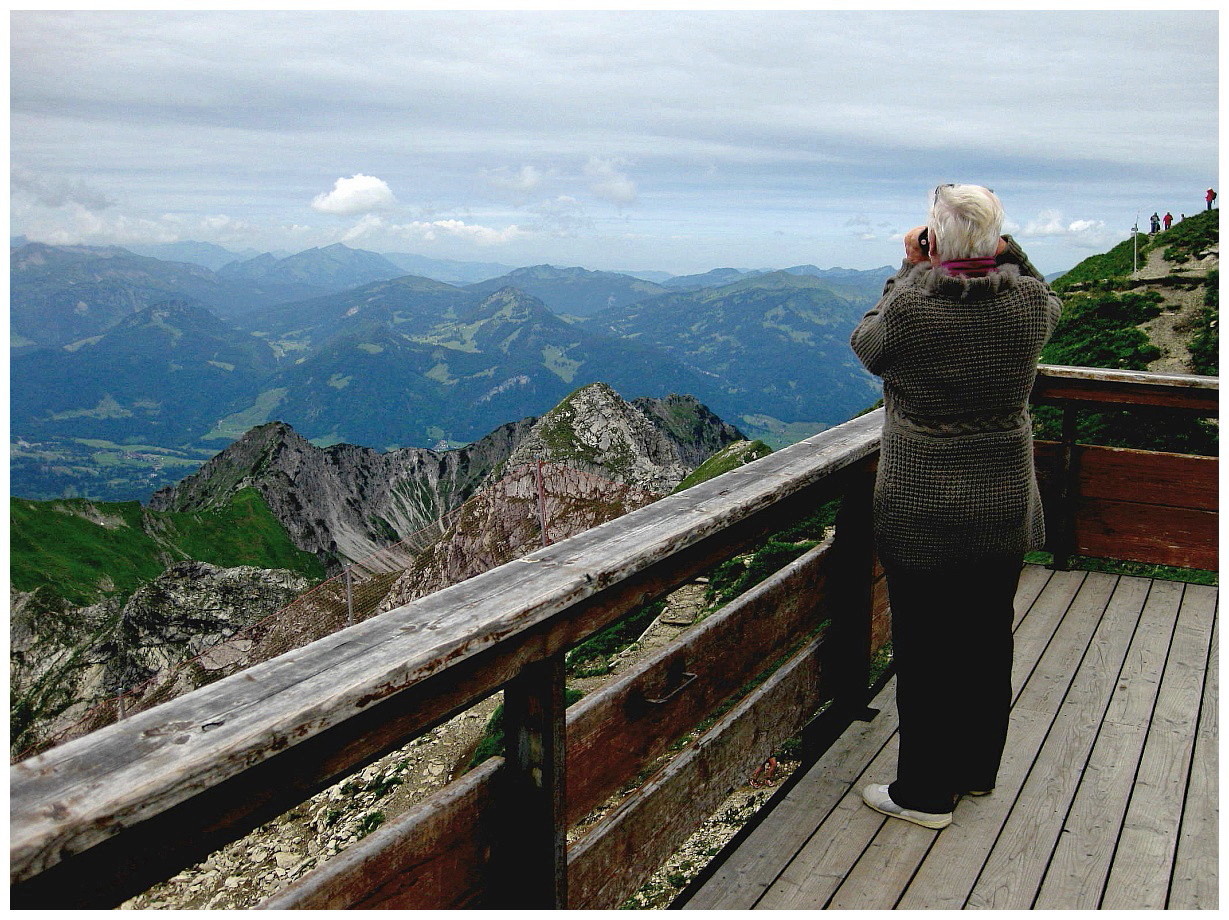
[10,237,892,501]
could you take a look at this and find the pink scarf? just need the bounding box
[940,258,998,277]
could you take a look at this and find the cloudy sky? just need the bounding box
[10,9,1219,276]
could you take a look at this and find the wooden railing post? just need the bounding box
[1050,405,1081,571]
[492,655,567,909]
[824,463,876,721]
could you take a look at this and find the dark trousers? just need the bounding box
[885,558,1022,814]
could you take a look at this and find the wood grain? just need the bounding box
[1102,582,1217,909]
[258,758,502,910]
[1168,610,1219,909]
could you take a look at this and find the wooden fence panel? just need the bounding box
[566,632,829,909]
[260,540,838,909]
[259,759,502,910]
[1077,446,1218,511]
[566,540,835,824]
[1076,501,1217,572]
[1035,443,1218,572]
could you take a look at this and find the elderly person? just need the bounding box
[851,184,1062,829]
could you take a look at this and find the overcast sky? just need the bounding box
[10,9,1220,276]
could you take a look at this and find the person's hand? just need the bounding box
[904,226,929,264]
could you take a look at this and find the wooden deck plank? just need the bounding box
[683,568,1215,913]
[1012,563,1055,628]
[825,799,938,910]
[897,572,1141,910]
[1034,581,1212,909]
[1169,607,1218,909]
[1102,582,1217,910]
[966,576,1183,910]
[680,682,900,910]
[1012,570,1120,715]
[1007,569,1087,697]
[750,737,899,910]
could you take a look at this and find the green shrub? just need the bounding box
[1041,290,1163,371]
[1188,270,1218,375]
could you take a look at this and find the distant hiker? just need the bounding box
[1150,212,1161,234]
[850,184,1061,830]
[1163,212,1173,230]
[1206,188,1217,210]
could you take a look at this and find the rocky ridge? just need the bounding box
[150,384,742,570]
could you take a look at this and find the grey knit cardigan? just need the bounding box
[850,238,1062,571]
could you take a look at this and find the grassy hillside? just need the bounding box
[1052,208,1219,292]
[1037,208,1218,454]
[10,487,324,606]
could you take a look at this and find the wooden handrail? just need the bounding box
[1034,364,1219,414]
[9,366,1218,910]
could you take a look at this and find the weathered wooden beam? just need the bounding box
[10,412,883,905]
[492,655,568,909]
[824,463,877,713]
[1075,501,1218,572]
[1033,365,1218,414]
[566,539,834,824]
[1076,445,1218,511]
[259,759,503,910]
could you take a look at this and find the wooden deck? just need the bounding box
[681,565,1218,910]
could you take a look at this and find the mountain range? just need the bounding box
[11,241,890,499]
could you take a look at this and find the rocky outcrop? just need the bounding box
[377,385,743,611]
[11,562,309,758]
[150,417,538,570]
[504,383,744,494]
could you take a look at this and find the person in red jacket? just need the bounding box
[1164,212,1173,230]
[1207,188,1217,210]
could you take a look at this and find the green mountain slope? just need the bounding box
[11,299,278,446]
[253,288,716,449]
[595,270,881,441]
[1037,208,1218,454]
[10,488,325,606]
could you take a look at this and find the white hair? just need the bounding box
[928,184,1004,260]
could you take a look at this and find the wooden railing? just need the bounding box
[9,366,1217,910]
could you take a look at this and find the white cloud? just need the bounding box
[22,203,178,246]
[11,166,115,211]
[584,157,637,206]
[311,173,396,215]
[1017,209,1116,246]
[338,213,524,246]
[341,213,386,243]
[481,165,544,197]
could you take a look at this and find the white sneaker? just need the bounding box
[861,783,952,829]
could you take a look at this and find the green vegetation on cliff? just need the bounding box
[10,488,324,606]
